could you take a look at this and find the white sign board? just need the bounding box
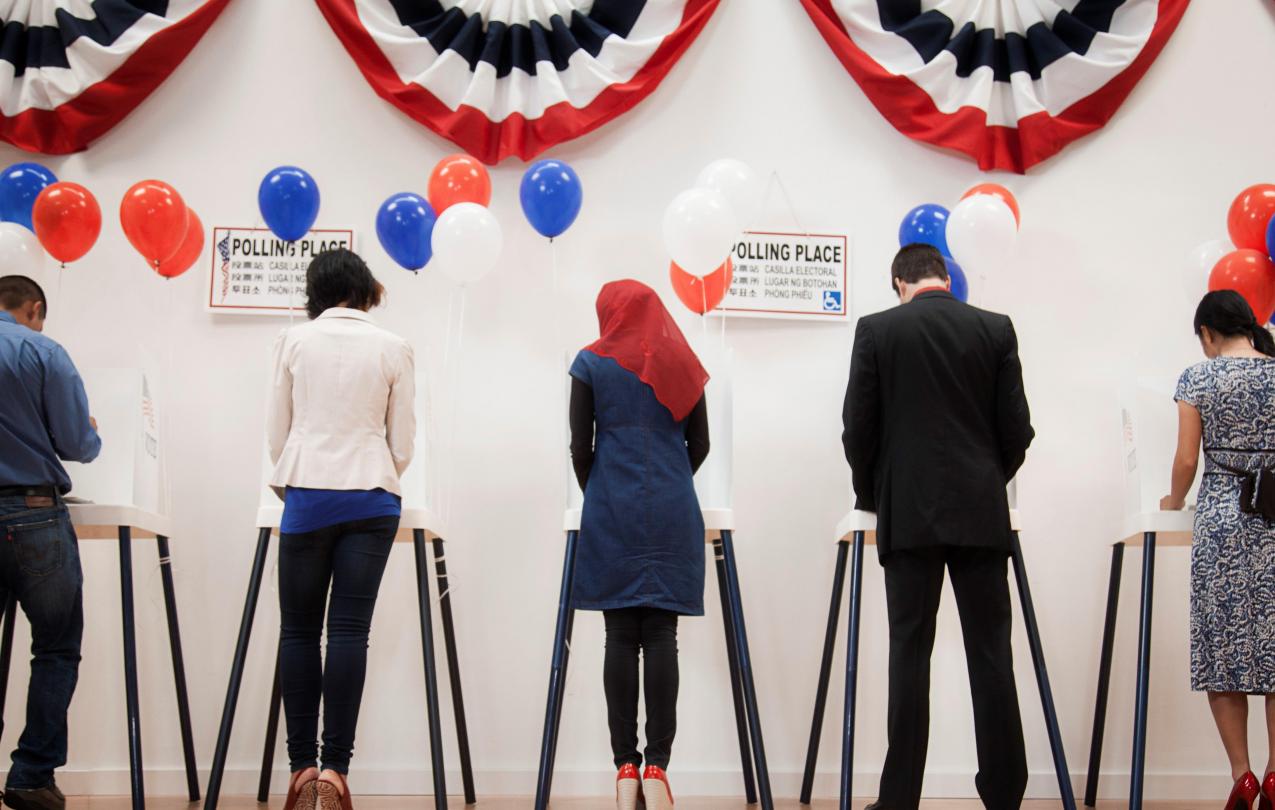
[206,227,355,316]
[65,368,163,513]
[718,230,849,321]
[1121,375,1199,514]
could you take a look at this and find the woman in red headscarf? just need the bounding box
[568,279,710,810]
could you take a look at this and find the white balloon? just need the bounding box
[696,159,763,229]
[0,223,45,276]
[431,203,503,285]
[1185,239,1232,299]
[662,188,738,278]
[946,194,1017,278]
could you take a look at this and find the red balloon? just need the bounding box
[32,182,101,264]
[1209,249,1275,323]
[427,154,491,213]
[961,183,1020,228]
[156,210,204,279]
[1227,184,1275,251]
[670,258,734,314]
[120,180,188,267]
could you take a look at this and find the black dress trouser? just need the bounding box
[603,607,679,770]
[879,545,1028,810]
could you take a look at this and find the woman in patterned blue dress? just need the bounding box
[1164,290,1275,809]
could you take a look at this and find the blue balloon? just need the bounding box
[0,163,57,231]
[1267,215,1275,267]
[258,166,320,242]
[520,159,582,239]
[376,193,437,271]
[945,257,969,303]
[899,203,951,257]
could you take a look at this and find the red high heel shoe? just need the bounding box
[643,765,673,810]
[1258,771,1275,810]
[1228,771,1260,810]
[616,763,644,810]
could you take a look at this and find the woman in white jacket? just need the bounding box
[265,249,415,810]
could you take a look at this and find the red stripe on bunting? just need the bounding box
[315,0,721,165]
[798,0,1191,173]
[0,0,234,155]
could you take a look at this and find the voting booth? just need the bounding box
[0,368,201,810]
[204,375,475,810]
[1084,377,1197,810]
[536,347,775,810]
[797,482,1077,810]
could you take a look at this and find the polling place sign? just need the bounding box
[719,231,848,320]
[206,227,355,315]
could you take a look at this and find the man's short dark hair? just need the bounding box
[891,244,948,289]
[0,275,47,318]
[304,249,384,319]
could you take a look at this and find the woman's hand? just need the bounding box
[1160,495,1186,511]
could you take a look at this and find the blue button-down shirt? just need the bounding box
[0,311,100,492]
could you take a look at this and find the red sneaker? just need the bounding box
[642,765,674,810]
[616,763,644,810]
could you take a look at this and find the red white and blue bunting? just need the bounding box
[0,0,232,154]
[799,0,1190,172]
[315,0,721,164]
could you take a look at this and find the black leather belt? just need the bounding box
[0,485,58,498]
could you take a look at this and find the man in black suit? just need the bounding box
[843,244,1034,810]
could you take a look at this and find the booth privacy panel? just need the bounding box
[65,368,162,514]
[1121,375,1199,515]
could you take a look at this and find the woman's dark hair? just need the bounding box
[305,248,384,319]
[891,243,948,290]
[1194,289,1275,357]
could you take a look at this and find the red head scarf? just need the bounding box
[585,279,709,422]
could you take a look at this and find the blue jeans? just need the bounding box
[278,516,397,775]
[0,496,83,790]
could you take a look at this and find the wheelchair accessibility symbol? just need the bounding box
[822,290,843,313]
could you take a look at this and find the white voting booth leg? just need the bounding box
[535,349,774,810]
[1083,379,1197,809]
[4,369,200,810]
[799,507,1077,810]
[204,376,475,810]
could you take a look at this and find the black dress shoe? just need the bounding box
[4,781,65,810]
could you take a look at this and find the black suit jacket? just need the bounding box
[842,290,1034,558]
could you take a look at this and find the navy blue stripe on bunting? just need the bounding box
[386,0,649,79]
[877,0,1126,82]
[0,0,171,76]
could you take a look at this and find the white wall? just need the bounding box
[6,0,1274,801]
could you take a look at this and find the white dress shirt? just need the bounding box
[266,307,415,497]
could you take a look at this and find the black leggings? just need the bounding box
[603,607,679,770]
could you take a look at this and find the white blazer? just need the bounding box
[266,308,416,498]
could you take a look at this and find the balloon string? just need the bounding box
[720,297,727,351]
[700,282,708,336]
[159,276,177,517]
[443,287,468,527]
[287,250,296,325]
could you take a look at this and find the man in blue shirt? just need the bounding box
[0,275,99,810]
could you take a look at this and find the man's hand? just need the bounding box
[1160,494,1186,511]
[89,417,97,431]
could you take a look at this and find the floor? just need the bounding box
[65,798,1203,809]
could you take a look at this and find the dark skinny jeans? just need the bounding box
[278,515,397,774]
